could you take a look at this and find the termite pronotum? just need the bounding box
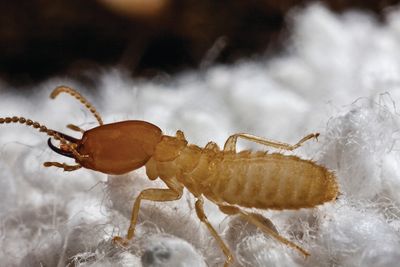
[0,86,338,266]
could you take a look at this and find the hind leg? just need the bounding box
[195,198,233,267]
[223,133,319,152]
[219,205,309,257]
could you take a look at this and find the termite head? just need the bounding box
[48,120,163,175]
[2,86,164,175]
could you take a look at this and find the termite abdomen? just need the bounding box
[204,152,338,210]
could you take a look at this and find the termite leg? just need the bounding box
[43,162,82,171]
[219,205,310,257]
[113,178,183,246]
[66,124,85,133]
[195,197,233,267]
[220,205,278,233]
[223,133,319,152]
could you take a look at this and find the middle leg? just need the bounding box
[219,205,310,257]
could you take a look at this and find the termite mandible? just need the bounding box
[0,86,338,266]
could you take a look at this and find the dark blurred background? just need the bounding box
[0,0,399,87]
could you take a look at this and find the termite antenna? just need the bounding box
[50,85,103,126]
[0,116,86,160]
[0,116,61,140]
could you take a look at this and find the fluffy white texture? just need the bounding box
[140,235,207,267]
[1,3,400,267]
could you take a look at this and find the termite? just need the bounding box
[0,86,338,266]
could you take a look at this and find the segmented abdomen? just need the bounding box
[202,152,338,210]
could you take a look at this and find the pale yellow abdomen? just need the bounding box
[202,152,338,210]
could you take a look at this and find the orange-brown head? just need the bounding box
[49,120,162,175]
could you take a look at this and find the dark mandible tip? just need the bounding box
[47,138,74,158]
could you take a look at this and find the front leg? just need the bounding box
[113,178,183,245]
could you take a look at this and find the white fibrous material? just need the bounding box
[2,3,400,267]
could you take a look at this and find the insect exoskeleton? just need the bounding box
[0,86,338,267]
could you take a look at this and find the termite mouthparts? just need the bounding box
[0,86,338,266]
